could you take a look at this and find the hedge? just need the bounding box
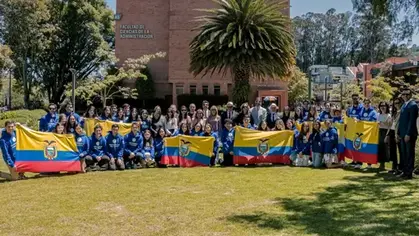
[0,109,46,130]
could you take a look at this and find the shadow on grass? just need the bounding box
[227,174,419,236]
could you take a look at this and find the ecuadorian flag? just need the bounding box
[161,136,179,165]
[178,135,214,167]
[15,124,80,172]
[84,119,131,136]
[233,126,293,165]
[334,122,346,161]
[344,118,379,164]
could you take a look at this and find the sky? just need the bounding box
[106,0,419,44]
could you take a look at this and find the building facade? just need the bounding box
[115,0,290,108]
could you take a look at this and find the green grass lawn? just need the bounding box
[0,162,418,236]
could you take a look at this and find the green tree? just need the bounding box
[190,0,295,106]
[330,80,363,107]
[367,76,395,105]
[135,66,155,107]
[288,67,308,103]
[0,44,14,72]
[68,52,165,108]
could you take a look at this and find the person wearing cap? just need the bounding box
[221,102,238,126]
[267,103,280,129]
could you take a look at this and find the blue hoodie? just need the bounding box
[191,129,203,136]
[154,136,164,159]
[241,123,254,129]
[221,128,235,154]
[332,116,343,123]
[295,133,311,155]
[89,134,107,158]
[39,113,58,132]
[99,114,113,121]
[105,131,124,159]
[291,128,299,153]
[346,104,364,118]
[318,111,332,122]
[0,130,16,168]
[124,131,143,156]
[141,139,155,160]
[140,119,151,132]
[359,107,378,121]
[173,128,189,136]
[75,132,89,158]
[309,131,322,153]
[321,127,338,154]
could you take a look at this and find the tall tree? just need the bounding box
[287,67,308,103]
[190,0,295,105]
[0,44,14,72]
[367,76,395,105]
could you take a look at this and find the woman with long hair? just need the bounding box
[54,123,66,134]
[140,109,151,132]
[165,109,178,135]
[66,114,77,134]
[310,121,323,168]
[236,103,250,125]
[304,105,318,122]
[191,109,205,129]
[258,120,270,131]
[203,123,219,166]
[151,106,167,136]
[378,101,392,171]
[295,122,311,167]
[113,108,126,123]
[100,106,113,120]
[173,122,190,136]
[75,124,89,173]
[154,127,166,167]
[188,103,197,120]
[386,97,403,174]
[179,105,191,125]
[140,130,156,168]
[128,108,140,123]
[206,106,222,135]
[272,119,285,131]
[281,106,291,125]
[84,105,97,119]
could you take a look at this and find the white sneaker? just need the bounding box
[354,164,361,169]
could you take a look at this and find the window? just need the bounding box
[175,84,184,95]
[214,85,221,96]
[202,85,209,95]
[189,85,197,95]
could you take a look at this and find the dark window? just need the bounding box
[214,85,221,96]
[190,85,197,95]
[203,85,209,95]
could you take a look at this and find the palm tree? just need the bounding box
[190,0,295,105]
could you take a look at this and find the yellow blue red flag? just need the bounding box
[344,118,379,164]
[233,126,293,164]
[84,119,131,136]
[161,136,179,165]
[178,135,214,167]
[334,122,346,161]
[15,124,80,172]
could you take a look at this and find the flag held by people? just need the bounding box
[178,135,214,167]
[344,118,379,164]
[161,136,179,165]
[84,118,131,136]
[233,126,293,165]
[15,124,80,172]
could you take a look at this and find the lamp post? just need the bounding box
[69,69,76,111]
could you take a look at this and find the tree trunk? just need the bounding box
[232,66,251,106]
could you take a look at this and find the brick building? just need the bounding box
[115,0,290,108]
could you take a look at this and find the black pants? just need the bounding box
[400,136,417,176]
[387,130,398,170]
[210,154,216,166]
[223,153,234,166]
[85,155,110,170]
[123,154,141,165]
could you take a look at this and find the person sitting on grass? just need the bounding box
[105,124,125,171]
[203,123,219,167]
[322,119,339,168]
[140,130,156,168]
[123,122,143,169]
[85,125,110,171]
[295,122,311,167]
[75,124,89,173]
[0,121,27,181]
[221,119,235,167]
[154,127,166,167]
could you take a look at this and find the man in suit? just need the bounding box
[398,88,418,179]
[221,102,238,126]
[267,103,279,129]
[250,97,267,128]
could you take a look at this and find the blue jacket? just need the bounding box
[65,112,81,123]
[99,114,112,121]
[221,128,235,154]
[309,132,322,153]
[89,134,107,158]
[113,117,127,123]
[398,100,419,137]
[291,128,299,153]
[140,120,151,132]
[332,116,343,123]
[295,134,311,155]
[173,128,189,136]
[0,130,16,168]
[204,132,219,155]
[141,140,155,160]
[318,111,332,122]
[75,133,89,158]
[124,131,143,155]
[39,113,58,132]
[359,107,378,121]
[191,130,203,136]
[303,115,316,122]
[105,131,124,159]
[241,124,254,129]
[346,104,364,118]
[321,128,338,154]
[154,137,164,158]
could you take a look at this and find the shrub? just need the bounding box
[0,109,45,130]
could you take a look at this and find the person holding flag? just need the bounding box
[0,121,26,180]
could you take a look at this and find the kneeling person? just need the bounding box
[0,121,26,180]
[86,125,109,171]
[124,122,143,169]
[106,124,125,171]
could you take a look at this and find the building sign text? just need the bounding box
[120,24,153,39]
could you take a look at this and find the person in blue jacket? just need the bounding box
[332,108,343,123]
[173,122,190,136]
[154,127,166,167]
[100,106,113,121]
[64,103,81,123]
[319,102,332,122]
[295,122,311,167]
[0,121,26,180]
[113,108,127,123]
[74,124,89,173]
[203,123,219,166]
[221,119,235,167]
[105,124,125,171]
[303,106,318,122]
[356,98,378,170]
[286,119,299,164]
[191,123,203,136]
[140,109,151,132]
[39,103,59,132]
[346,94,364,119]
[140,130,156,167]
[66,114,78,134]
[321,119,338,168]
[123,122,143,169]
[86,125,109,171]
[310,121,323,168]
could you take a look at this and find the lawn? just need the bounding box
[0,162,418,236]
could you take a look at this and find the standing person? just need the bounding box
[154,127,166,167]
[346,94,364,119]
[236,103,250,126]
[40,103,59,132]
[281,106,291,125]
[86,125,110,171]
[203,123,219,166]
[221,119,235,166]
[64,103,81,123]
[151,106,167,136]
[202,100,210,119]
[386,97,403,174]
[0,121,26,180]
[206,106,222,136]
[113,108,126,123]
[140,109,151,132]
[267,103,279,129]
[295,122,311,167]
[357,98,378,170]
[221,102,238,126]
[250,97,267,128]
[100,106,113,121]
[105,124,125,171]
[66,114,78,134]
[302,100,310,118]
[319,102,332,122]
[140,130,156,168]
[191,109,205,129]
[123,122,143,169]
[322,120,339,168]
[398,88,418,179]
[188,103,197,120]
[287,119,299,164]
[111,104,118,118]
[165,109,178,135]
[84,105,98,119]
[169,104,179,119]
[377,101,392,171]
[310,121,323,168]
[123,104,131,119]
[303,105,318,122]
[75,124,89,173]
[179,105,192,125]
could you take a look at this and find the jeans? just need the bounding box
[312,152,322,168]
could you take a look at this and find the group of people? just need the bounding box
[1,87,418,180]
